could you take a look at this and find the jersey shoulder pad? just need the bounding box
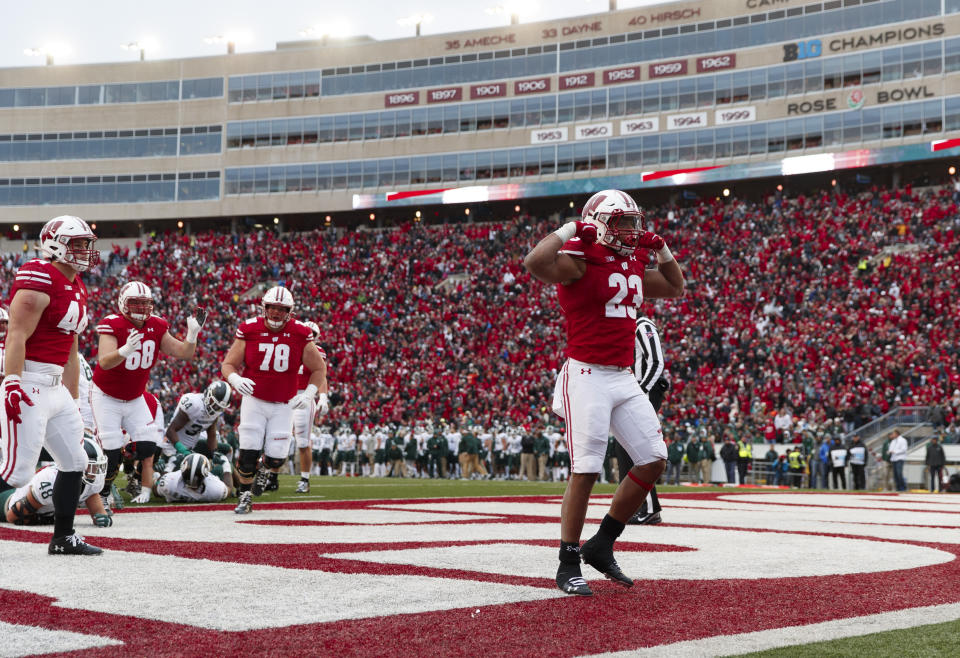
[95,314,123,334]
[14,260,57,292]
[148,315,171,333]
[289,319,312,338]
[236,317,260,339]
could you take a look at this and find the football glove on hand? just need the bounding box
[554,221,597,245]
[574,221,598,245]
[132,489,151,504]
[185,316,202,344]
[92,513,113,527]
[317,392,330,416]
[227,373,255,397]
[3,376,34,425]
[175,442,191,456]
[291,384,318,411]
[637,231,666,251]
[118,330,143,358]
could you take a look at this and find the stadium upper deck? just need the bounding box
[0,0,959,227]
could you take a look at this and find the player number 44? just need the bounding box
[258,343,290,372]
[605,272,643,319]
[55,301,88,333]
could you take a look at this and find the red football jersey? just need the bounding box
[9,259,89,367]
[92,314,170,400]
[236,317,312,403]
[556,238,646,367]
[296,346,327,390]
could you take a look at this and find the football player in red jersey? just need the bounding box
[0,215,104,555]
[524,190,685,596]
[292,320,330,494]
[221,286,328,514]
[91,281,203,504]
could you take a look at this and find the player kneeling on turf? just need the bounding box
[0,437,111,528]
[153,453,227,503]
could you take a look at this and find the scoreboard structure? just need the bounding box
[0,0,959,227]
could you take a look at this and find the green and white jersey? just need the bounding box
[166,393,223,450]
[78,357,95,431]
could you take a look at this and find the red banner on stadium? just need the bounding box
[559,72,595,90]
[470,82,506,99]
[648,59,688,79]
[384,91,420,107]
[696,53,736,73]
[514,77,551,95]
[603,66,641,85]
[426,87,462,103]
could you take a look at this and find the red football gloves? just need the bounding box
[574,221,598,245]
[637,231,666,251]
[3,376,34,425]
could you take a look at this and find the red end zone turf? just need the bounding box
[1,491,958,657]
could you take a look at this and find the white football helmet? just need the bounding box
[581,189,646,256]
[0,307,8,341]
[303,320,321,344]
[203,380,231,415]
[118,281,154,324]
[261,286,294,330]
[39,215,99,272]
[83,437,108,488]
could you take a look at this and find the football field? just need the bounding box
[1,478,959,657]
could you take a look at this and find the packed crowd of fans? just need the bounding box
[2,181,959,444]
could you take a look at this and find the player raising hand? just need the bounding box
[91,281,204,504]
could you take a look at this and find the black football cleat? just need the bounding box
[251,469,269,497]
[48,533,103,556]
[556,562,593,596]
[265,472,279,492]
[627,511,662,525]
[581,535,633,588]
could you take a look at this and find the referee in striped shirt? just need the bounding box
[615,316,671,524]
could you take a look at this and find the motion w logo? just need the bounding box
[580,368,591,375]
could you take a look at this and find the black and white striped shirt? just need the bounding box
[634,317,666,394]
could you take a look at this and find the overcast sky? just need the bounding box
[1,0,665,69]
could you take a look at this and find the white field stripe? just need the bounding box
[0,620,121,657]
[586,602,960,658]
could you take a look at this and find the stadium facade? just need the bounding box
[0,0,959,231]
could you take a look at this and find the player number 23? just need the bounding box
[605,273,642,319]
[258,343,290,372]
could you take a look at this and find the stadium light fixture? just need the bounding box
[485,1,539,25]
[24,42,69,66]
[298,20,352,43]
[369,213,376,220]
[722,188,731,197]
[204,31,251,54]
[12,224,19,232]
[397,13,434,37]
[514,205,520,212]
[949,166,956,176]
